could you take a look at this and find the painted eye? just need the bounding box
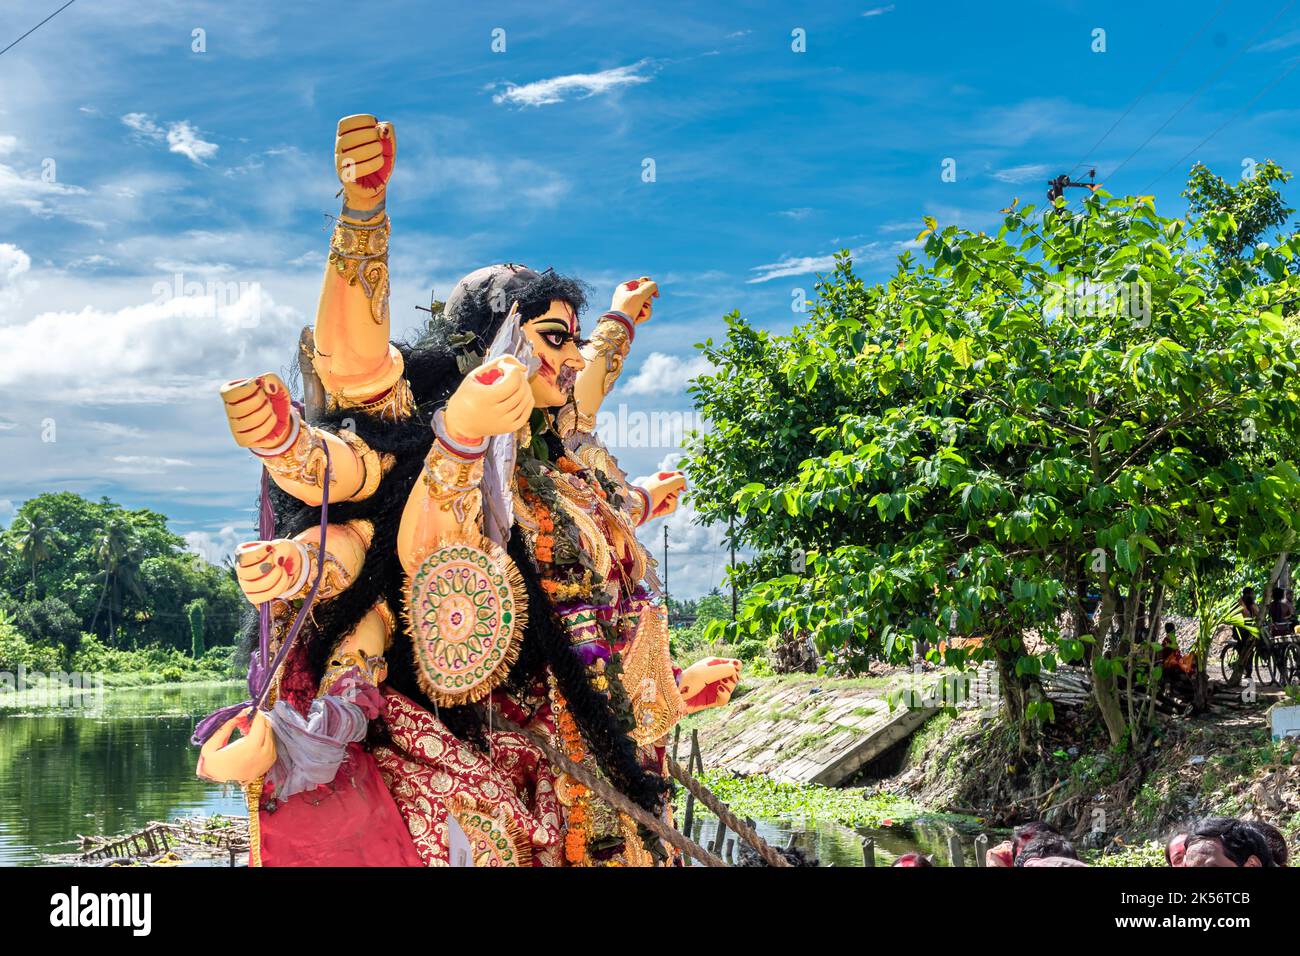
[542,331,569,348]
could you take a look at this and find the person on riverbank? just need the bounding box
[892,852,932,867]
[1182,817,1275,867]
[1014,833,1085,867]
[1164,831,1189,866]
[984,821,1063,867]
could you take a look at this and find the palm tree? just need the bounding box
[11,513,60,589]
[91,519,135,642]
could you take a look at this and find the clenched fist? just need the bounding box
[221,373,295,450]
[197,708,277,785]
[443,356,535,444]
[679,657,742,714]
[336,113,396,211]
[643,470,686,518]
[611,276,658,325]
[234,539,308,605]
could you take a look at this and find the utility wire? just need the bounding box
[1143,53,1300,191]
[1070,0,1233,176]
[1106,0,1295,184]
[0,0,77,60]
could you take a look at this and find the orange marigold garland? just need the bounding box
[550,679,591,865]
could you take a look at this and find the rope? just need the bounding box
[666,755,792,868]
[489,711,729,868]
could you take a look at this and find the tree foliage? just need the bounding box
[0,492,245,658]
[685,168,1300,749]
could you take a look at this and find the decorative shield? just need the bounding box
[406,535,527,706]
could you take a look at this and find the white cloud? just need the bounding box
[747,252,842,283]
[0,161,91,218]
[992,162,1052,184]
[183,525,246,565]
[621,352,715,396]
[748,241,917,283]
[863,5,896,15]
[1251,29,1300,53]
[492,60,655,108]
[397,151,570,213]
[0,281,303,403]
[0,242,32,314]
[777,207,814,219]
[87,421,146,440]
[122,113,218,165]
[0,243,30,284]
[109,455,193,472]
[0,135,17,157]
[166,121,219,165]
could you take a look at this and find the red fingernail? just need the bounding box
[477,367,504,385]
[626,280,640,291]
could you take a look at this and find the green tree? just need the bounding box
[90,518,136,641]
[695,590,729,625]
[687,172,1300,752]
[1183,160,1294,267]
[10,513,61,590]
[0,492,245,655]
[4,596,84,665]
[186,598,206,658]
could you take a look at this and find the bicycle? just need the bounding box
[1219,628,1300,686]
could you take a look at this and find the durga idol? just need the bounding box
[193,113,742,867]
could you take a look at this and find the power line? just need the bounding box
[1105,0,1295,184]
[1070,0,1233,176]
[1143,53,1300,191]
[0,0,77,60]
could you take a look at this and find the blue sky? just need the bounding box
[0,0,1297,597]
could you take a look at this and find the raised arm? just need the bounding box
[396,356,535,574]
[220,373,385,506]
[571,278,658,426]
[312,114,412,417]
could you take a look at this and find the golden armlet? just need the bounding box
[587,311,635,397]
[328,215,390,325]
[284,542,352,602]
[326,374,415,424]
[422,409,488,528]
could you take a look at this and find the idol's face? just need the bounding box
[523,299,586,408]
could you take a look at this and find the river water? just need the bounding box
[0,681,977,867]
[0,682,246,866]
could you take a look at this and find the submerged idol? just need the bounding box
[194,114,741,866]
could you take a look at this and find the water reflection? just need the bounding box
[0,683,246,866]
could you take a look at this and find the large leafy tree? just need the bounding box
[0,492,245,652]
[686,171,1300,751]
